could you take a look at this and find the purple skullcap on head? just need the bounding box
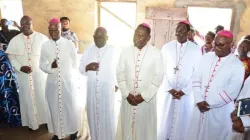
[217,30,234,39]
[179,20,190,25]
[139,23,151,29]
[49,18,60,24]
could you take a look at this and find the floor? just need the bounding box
[0,123,89,140]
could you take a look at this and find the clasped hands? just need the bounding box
[51,59,58,68]
[20,66,32,74]
[168,89,185,100]
[85,62,99,72]
[127,93,144,106]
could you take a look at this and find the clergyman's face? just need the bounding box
[21,18,33,34]
[133,26,150,48]
[93,29,108,48]
[214,35,232,57]
[49,24,61,41]
[175,23,189,42]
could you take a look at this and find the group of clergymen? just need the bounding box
[1,14,250,140]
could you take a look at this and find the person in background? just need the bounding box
[188,27,198,45]
[215,25,224,34]
[230,76,250,140]
[60,17,79,51]
[237,39,250,80]
[201,31,215,55]
[0,50,21,127]
[0,19,21,51]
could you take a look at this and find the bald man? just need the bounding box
[39,18,80,140]
[185,30,245,140]
[6,15,49,130]
[79,27,118,140]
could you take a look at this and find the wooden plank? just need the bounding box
[146,7,187,20]
[230,7,235,32]
[153,19,168,49]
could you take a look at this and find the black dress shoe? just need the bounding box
[70,132,78,140]
[51,135,59,140]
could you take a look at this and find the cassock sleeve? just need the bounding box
[39,44,56,74]
[192,58,204,104]
[207,63,245,108]
[141,51,164,102]
[116,50,130,99]
[181,48,202,95]
[6,39,22,73]
[7,55,22,73]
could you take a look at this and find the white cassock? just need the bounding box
[116,44,164,140]
[229,76,250,140]
[158,40,202,140]
[79,44,118,140]
[185,52,245,140]
[39,37,81,139]
[6,32,49,130]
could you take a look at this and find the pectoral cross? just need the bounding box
[174,66,179,74]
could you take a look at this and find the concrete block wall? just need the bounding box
[22,0,250,52]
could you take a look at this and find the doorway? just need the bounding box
[97,1,137,49]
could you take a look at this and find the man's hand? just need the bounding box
[13,21,19,27]
[20,66,32,74]
[232,117,244,133]
[86,62,99,72]
[168,89,179,99]
[127,94,137,106]
[135,94,144,104]
[197,101,210,113]
[115,86,118,92]
[174,90,185,100]
[51,59,58,68]
[231,110,238,121]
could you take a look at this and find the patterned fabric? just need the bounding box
[61,30,78,42]
[0,50,21,127]
[242,58,250,80]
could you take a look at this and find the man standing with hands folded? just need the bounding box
[40,18,80,140]
[116,23,164,140]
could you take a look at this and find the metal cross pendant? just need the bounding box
[174,66,179,74]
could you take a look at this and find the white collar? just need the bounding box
[95,44,107,51]
[176,40,189,48]
[134,44,149,51]
[23,31,36,39]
